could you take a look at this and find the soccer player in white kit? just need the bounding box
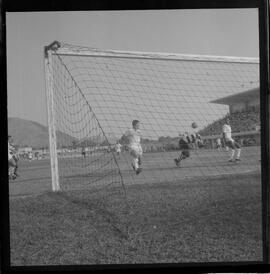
[222,118,241,162]
[124,120,143,175]
[8,135,19,178]
[28,151,33,162]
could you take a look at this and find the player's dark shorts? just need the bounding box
[179,142,190,150]
[182,149,190,157]
[179,140,191,157]
[179,144,190,156]
[225,139,241,149]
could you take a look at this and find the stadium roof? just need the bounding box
[210,87,259,105]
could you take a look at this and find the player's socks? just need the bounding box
[229,149,235,162]
[14,167,19,176]
[178,153,184,161]
[236,148,241,159]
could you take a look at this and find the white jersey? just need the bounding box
[125,128,141,148]
[222,124,233,141]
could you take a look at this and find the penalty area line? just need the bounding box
[209,169,259,178]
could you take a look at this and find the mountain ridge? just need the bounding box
[8,117,77,149]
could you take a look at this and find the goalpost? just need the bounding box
[44,42,60,192]
[44,41,260,193]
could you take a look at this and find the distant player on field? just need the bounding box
[222,117,241,162]
[28,151,33,162]
[174,132,192,167]
[115,141,122,157]
[216,138,222,151]
[124,120,143,175]
[8,135,19,179]
[81,146,86,158]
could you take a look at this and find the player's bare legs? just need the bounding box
[227,140,241,162]
[234,142,241,162]
[130,149,142,175]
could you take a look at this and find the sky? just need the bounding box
[6,9,259,139]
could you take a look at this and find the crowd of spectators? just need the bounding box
[199,108,260,137]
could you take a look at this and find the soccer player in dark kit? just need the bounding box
[174,132,192,167]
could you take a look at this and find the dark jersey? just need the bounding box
[179,136,190,150]
[190,133,201,143]
[191,134,196,143]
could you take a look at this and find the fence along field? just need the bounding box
[8,42,262,264]
[9,146,261,197]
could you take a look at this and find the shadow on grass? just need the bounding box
[48,189,130,240]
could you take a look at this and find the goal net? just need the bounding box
[44,41,260,194]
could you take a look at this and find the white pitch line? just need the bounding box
[210,169,258,177]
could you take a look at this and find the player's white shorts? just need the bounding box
[225,138,241,149]
[129,144,143,158]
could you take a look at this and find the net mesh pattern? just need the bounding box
[45,42,261,192]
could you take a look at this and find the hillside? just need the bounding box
[8,117,78,149]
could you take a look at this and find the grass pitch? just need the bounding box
[9,172,262,265]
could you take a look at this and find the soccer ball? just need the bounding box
[191,122,198,129]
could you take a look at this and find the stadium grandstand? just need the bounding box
[199,87,260,135]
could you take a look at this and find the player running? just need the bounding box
[123,120,143,175]
[174,132,192,167]
[222,117,241,162]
